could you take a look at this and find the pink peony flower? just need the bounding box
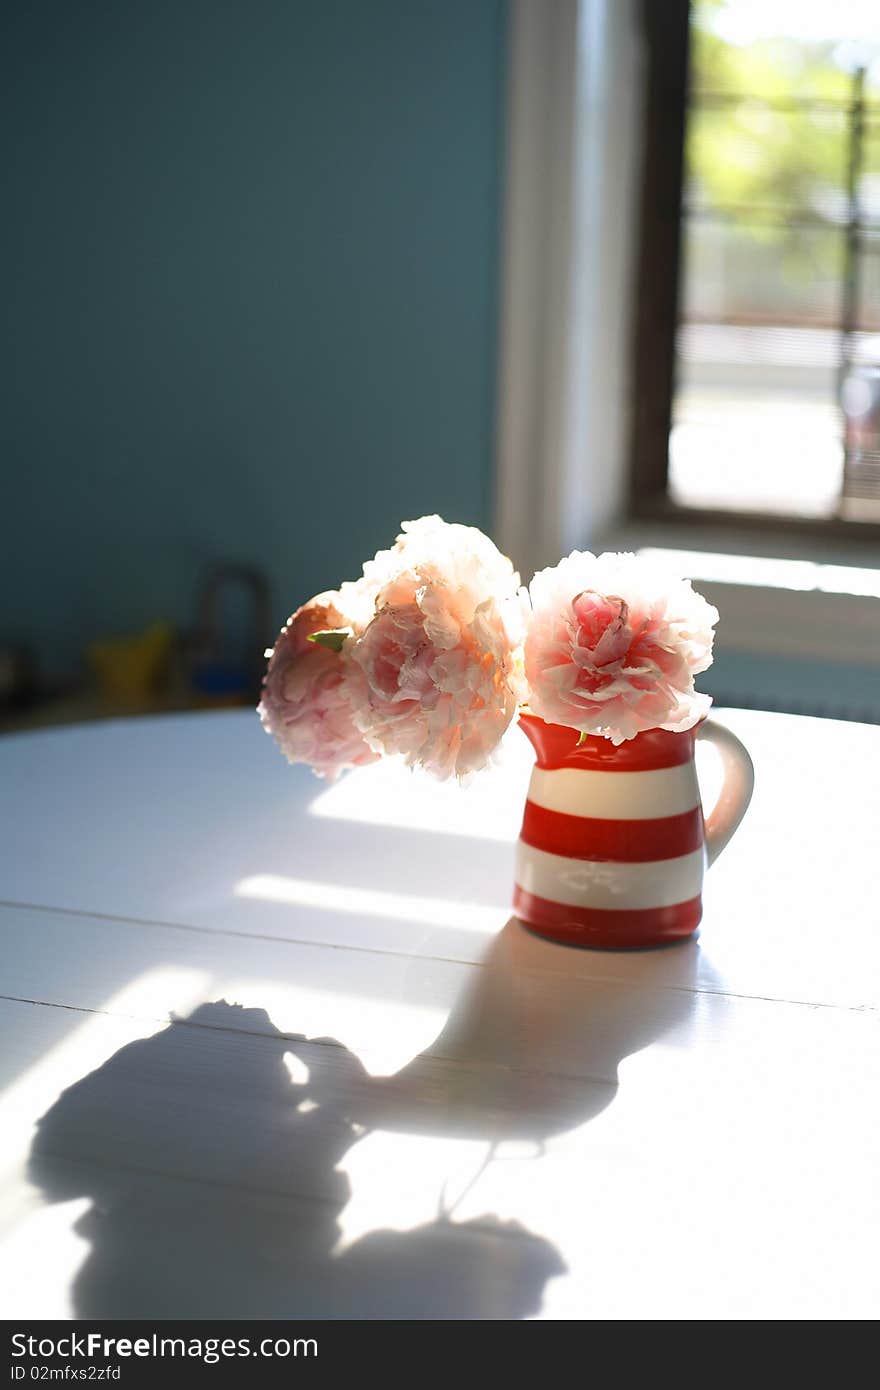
[344,516,527,779]
[524,551,718,744]
[258,591,379,779]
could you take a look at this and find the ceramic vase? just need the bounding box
[513,713,754,949]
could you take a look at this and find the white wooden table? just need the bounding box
[0,708,877,1320]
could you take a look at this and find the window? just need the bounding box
[631,0,880,533]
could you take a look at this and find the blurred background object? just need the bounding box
[88,621,174,705]
[4,562,273,729]
[0,643,36,712]
[187,565,271,706]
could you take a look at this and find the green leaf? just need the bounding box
[306,628,349,653]
[576,730,589,746]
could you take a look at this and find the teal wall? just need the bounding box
[3,0,505,674]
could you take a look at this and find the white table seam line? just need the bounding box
[2,897,876,1015]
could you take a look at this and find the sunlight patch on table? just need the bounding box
[335,1131,503,1250]
[0,1197,90,1318]
[308,743,528,842]
[234,874,508,933]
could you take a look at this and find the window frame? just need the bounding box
[627,0,880,544]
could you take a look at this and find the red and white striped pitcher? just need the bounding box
[513,713,754,949]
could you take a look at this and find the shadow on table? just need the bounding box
[352,916,702,1143]
[27,918,699,1318]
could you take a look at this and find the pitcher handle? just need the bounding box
[695,718,754,866]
